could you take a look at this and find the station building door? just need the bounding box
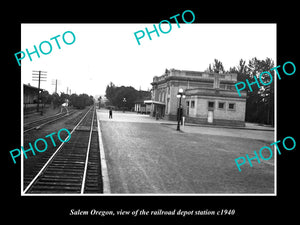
[207,110,214,123]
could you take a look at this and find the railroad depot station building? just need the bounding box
[146,69,247,126]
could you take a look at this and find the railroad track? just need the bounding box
[24,109,76,133]
[24,106,103,194]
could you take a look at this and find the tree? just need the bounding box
[105,82,116,106]
[40,90,51,104]
[236,59,248,82]
[51,93,61,108]
[105,82,151,110]
[206,59,225,73]
[113,86,137,109]
[205,57,274,125]
[69,93,93,109]
[60,92,70,104]
[245,57,274,125]
[69,93,78,107]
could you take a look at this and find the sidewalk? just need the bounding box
[162,122,274,143]
[159,120,274,131]
[97,109,274,131]
[180,122,274,132]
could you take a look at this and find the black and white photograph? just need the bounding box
[20,23,276,195]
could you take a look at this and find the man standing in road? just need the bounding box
[109,108,113,119]
[177,106,183,125]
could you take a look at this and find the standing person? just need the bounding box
[177,106,183,125]
[109,108,113,119]
[179,106,183,125]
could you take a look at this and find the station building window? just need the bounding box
[186,101,190,107]
[191,100,195,108]
[228,103,236,110]
[218,102,225,109]
[186,101,190,116]
[208,101,215,109]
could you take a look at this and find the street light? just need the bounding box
[123,97,127,112]
[176,88,185,131]
[98,96,102,109]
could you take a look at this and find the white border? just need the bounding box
[274,24,277,196]
[97,113,111,194]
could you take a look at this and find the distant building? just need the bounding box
[148,69,247,126]
[23,84,42,104]
[23,83,45,114]
[134,100,151,114]
[134,90,151,114]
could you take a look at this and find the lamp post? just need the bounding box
[123,97,127,112]
[176,88,185,131]
[98,96,102,109]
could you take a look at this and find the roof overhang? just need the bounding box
[144,100,165,105]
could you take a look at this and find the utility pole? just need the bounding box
[55,79,57,93]
[51,79,61,94]
[32,70,47,114]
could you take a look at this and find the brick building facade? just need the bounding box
[148,69,247,126]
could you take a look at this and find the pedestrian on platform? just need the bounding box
[109,108,113,119]
[177,106,183,125]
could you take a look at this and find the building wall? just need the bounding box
[186,96,246,121]
[24,85,39,104]
[151,69,246,126]
[167,81,190,116]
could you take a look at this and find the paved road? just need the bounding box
[97,109,274,194]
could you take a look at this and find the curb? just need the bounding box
[96,113,111,194]
[160,122,274,132]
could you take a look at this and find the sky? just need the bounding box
[21,23,276,97]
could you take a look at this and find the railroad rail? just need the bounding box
[24,109,76,133]
[23,105,102,194]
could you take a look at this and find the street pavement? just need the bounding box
[97,109,275,194]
